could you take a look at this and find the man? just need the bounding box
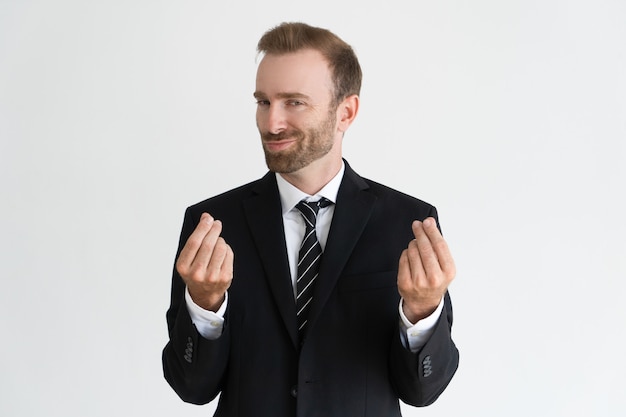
[163,22,459,416]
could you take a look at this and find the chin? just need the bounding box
[264,154,309,174]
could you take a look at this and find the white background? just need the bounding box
[1,1,625,416]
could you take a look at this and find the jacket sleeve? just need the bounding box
[388,291,459,406]
[162,207,230,405]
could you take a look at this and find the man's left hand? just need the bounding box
[397,217,456,323]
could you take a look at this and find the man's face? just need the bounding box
[254,49,339,174]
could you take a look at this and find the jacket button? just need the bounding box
[290,386,298,398]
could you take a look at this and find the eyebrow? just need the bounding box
[253,91,311,100]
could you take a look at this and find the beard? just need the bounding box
[260,109,337,174]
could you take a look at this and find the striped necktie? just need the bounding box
[295,198,332,340]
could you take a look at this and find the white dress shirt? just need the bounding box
[185,162,444,352]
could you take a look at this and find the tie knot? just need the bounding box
[296,198,332,227]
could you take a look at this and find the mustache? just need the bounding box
[261,129,304,142]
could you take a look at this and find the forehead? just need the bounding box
[255,49,333,99]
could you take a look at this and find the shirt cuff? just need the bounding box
[185,287,227,340]
[398,297,444,353]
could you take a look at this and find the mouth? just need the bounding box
[263,139,296,152]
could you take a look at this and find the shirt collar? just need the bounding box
[275,161,345,215]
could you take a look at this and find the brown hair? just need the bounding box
[257,22,362,105]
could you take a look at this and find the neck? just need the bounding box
[279,156,343,196]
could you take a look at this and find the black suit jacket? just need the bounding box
[163,161,459,416]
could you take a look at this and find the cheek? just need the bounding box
[255,110,265,129]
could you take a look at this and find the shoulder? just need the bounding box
[362,177,434,210]
[343,160,435,212]
[361,177,438,224]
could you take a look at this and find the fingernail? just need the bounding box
[203,213,214,224]
[424,217,434,227]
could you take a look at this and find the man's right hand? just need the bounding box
[176,212,234,312]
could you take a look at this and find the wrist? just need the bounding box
[189,289,226,313]
[402,298,439,323]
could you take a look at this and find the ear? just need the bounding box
[336,94,360,133]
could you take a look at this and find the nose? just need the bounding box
[264,104,287,134]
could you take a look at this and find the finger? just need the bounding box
[422,217,456,276]
[405,240,427,288]
[411,220,440,275]
[397,249,411,290]
[190,220,224,274]
[206,237,229,278]
[215,242,234,293]
[222,243,234,281]
[177,213,214,273]
[221,242,235,288]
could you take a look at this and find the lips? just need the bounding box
[263,138,297,152]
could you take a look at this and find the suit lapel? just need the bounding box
[242,173,299,349]
[307,163,377,335]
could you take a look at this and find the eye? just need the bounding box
[287,100,305,106]
[256,99,270,106]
